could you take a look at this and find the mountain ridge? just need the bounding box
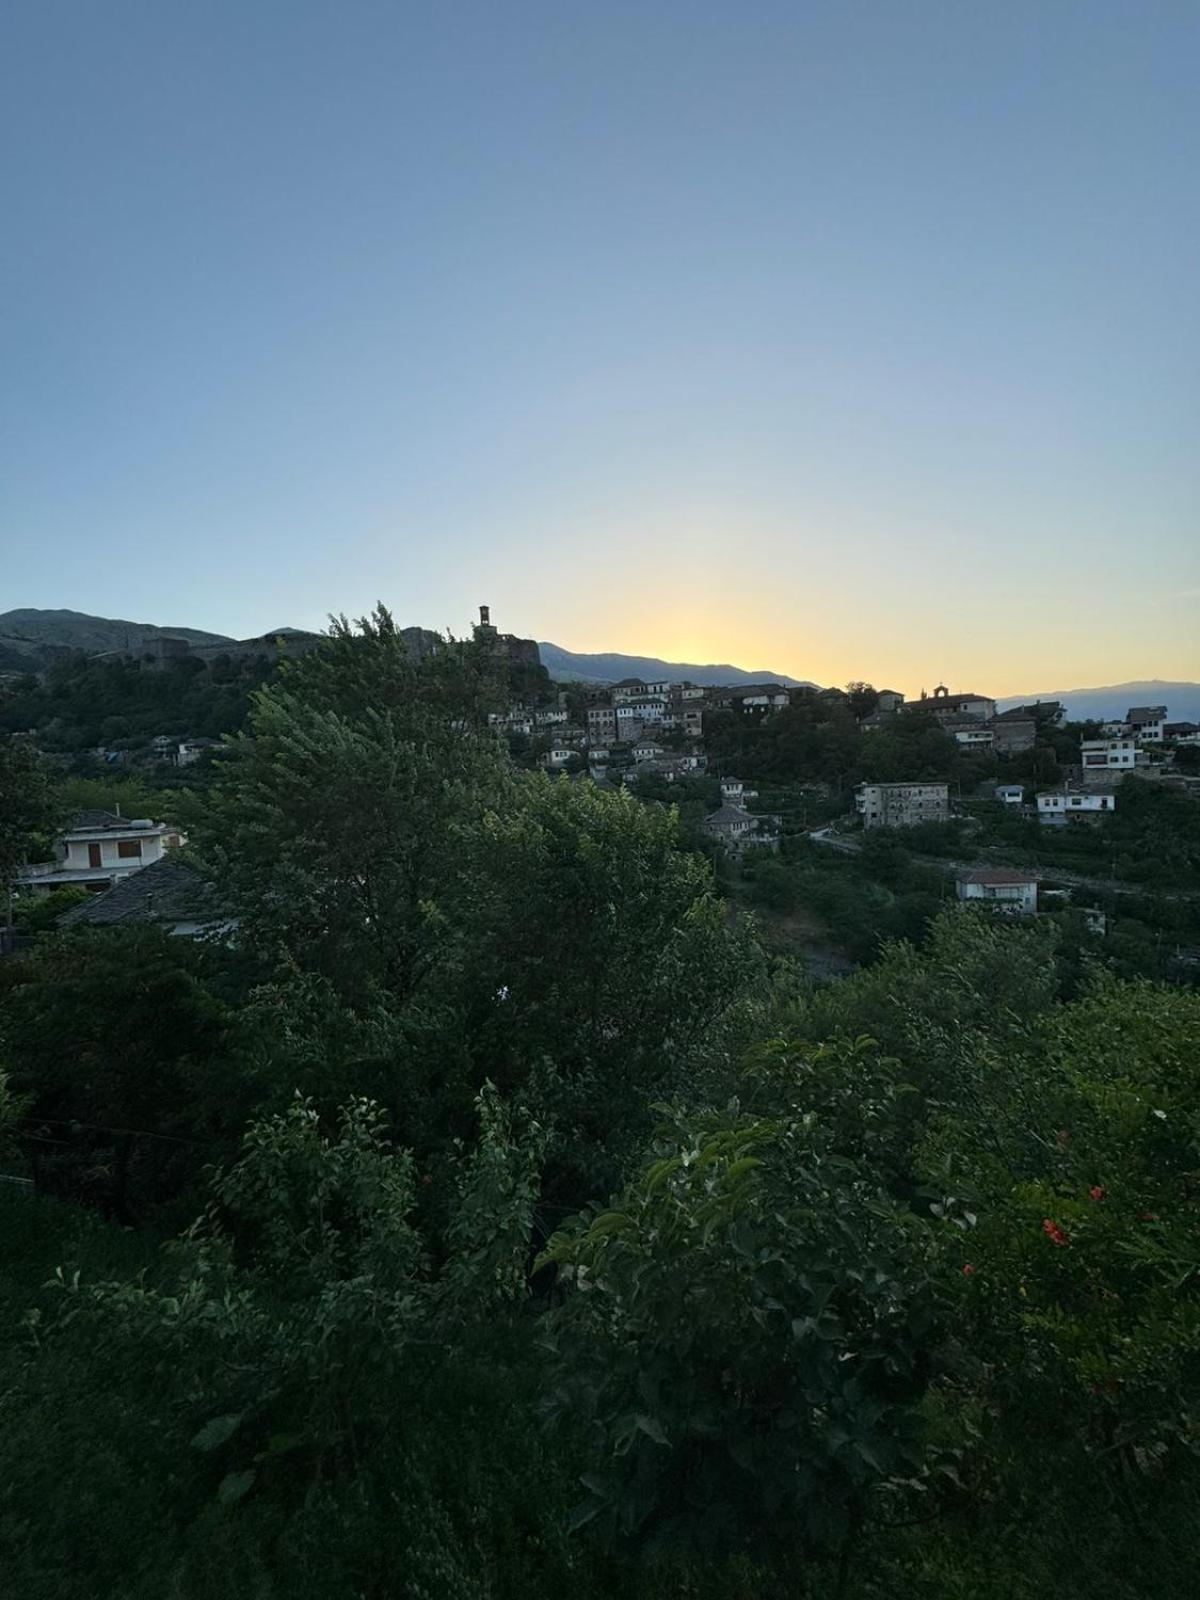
[997,679,1200,724]
[2,610,1195,716]
[537,641,811,688]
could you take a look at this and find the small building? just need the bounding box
[177,737,218,766]
[994,784,1024,806]
[876,689,905,714]
[12,810,183,897]
[720,777,758,803]
[1126,705,1167,743]
[540,745,574,769]
[632,736,665,763]
[1165,722,1200,744]
[703,804,779,855]
[956,868,1038,916]
[682,706,704,737]
[856,782,950,830]
[1037,791,1116,825]
[949,723,995,750]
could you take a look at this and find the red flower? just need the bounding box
[962,1263,976,1276]
[1042,1218,1069,1247]
[1089,1186,1106,1202]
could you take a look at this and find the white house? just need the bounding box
[539,745,574,769]
[1081,738,1141,773]
[952,726,995,749]
[1037,791,1117,825]
[615,699,666,728]
[995,784,1025,806]
[1126,705,1167,743]
[12,810,183,897]
[721,777,759,803]
[956,869,1038,916]
[632,736,665,763]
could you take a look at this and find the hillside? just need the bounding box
[538,641,811,688]
[998,679,1200,724]
[0,608,233,672]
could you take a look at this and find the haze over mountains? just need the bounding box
[1,609,1197,720]
[536,642,809,689]
[998,682,1200,724]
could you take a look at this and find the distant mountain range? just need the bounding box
[997,680,1200,724]
[537,642,810,688]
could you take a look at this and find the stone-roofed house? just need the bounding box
[923,685,997,723]
[702,803,780,855]
[57,855,223,937]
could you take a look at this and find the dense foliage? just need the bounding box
[1,623,1198,1598]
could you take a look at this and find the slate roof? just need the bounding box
[58,855,219,929]
[705,804,756,829]
[1126,706,1167,723]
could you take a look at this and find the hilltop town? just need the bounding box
[4,606,1199,979]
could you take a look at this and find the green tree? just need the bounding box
[541,1085,946,1594]
[0,741,62,927]
[0,929,245,1217]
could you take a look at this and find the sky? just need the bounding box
[2,1,1198,697]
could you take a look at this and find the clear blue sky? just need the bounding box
[3,1,1197,694]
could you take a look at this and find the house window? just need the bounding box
[117,839,142,859]
[88,842,102,869]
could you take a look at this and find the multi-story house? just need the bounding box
[615,698,666,730]
[946,721,995,750]
[856,782,950,830]
[611,678,671,703]
[1037,791,1117,825]
[12,810,183,897]
[1126,705,1167,743]
[586,705,617,742]
[1080,738,1142,773]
